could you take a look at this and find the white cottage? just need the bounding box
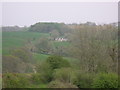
[55,37,67,42]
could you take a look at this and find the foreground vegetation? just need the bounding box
[2,22,119,88]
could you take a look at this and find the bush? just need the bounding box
[53,68,72,83]
[35,37,53,54]
[47,80,77,88]
[92,73,118,88]
[3,55,34,73]
[73,72,94,88]
[3,55,26,73]
[11,48,34,64]
[46,55,70,69]
[3,73,30,88]
[35,55,71,83]
[31,73,41,84]
[36,62,53,83]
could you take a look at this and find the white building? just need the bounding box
[55,37,68,42]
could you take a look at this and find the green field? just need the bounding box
[2,31,71,55]
[2,31,74,62]
[2,31,50,55]
[33,53,50,63]
[2,31,78,65]
[3,31,49,48]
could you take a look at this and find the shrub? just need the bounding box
[46,55,70,69]
[92,73,118,88]
[35,55,71,83]
[35,37,53,54]
[11,48,34,64]
[36,62,53,83]
[53,68,72,83]
[3,55,26,73]
[3,73,30,88]
[3,55,34,73]
[31,73,41,84]
[73,72,94,88]
[47,80,77,88]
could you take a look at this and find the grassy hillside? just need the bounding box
[2,31,79,67]
[3,31,49,47]
[2,31,50,55]
[33,53,50,63]
[2,31,70,55]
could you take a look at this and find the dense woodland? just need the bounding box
[2,22,119,88]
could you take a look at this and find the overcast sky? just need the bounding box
[2,2,118,27]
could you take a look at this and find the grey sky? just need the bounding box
[2,2,118,26]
